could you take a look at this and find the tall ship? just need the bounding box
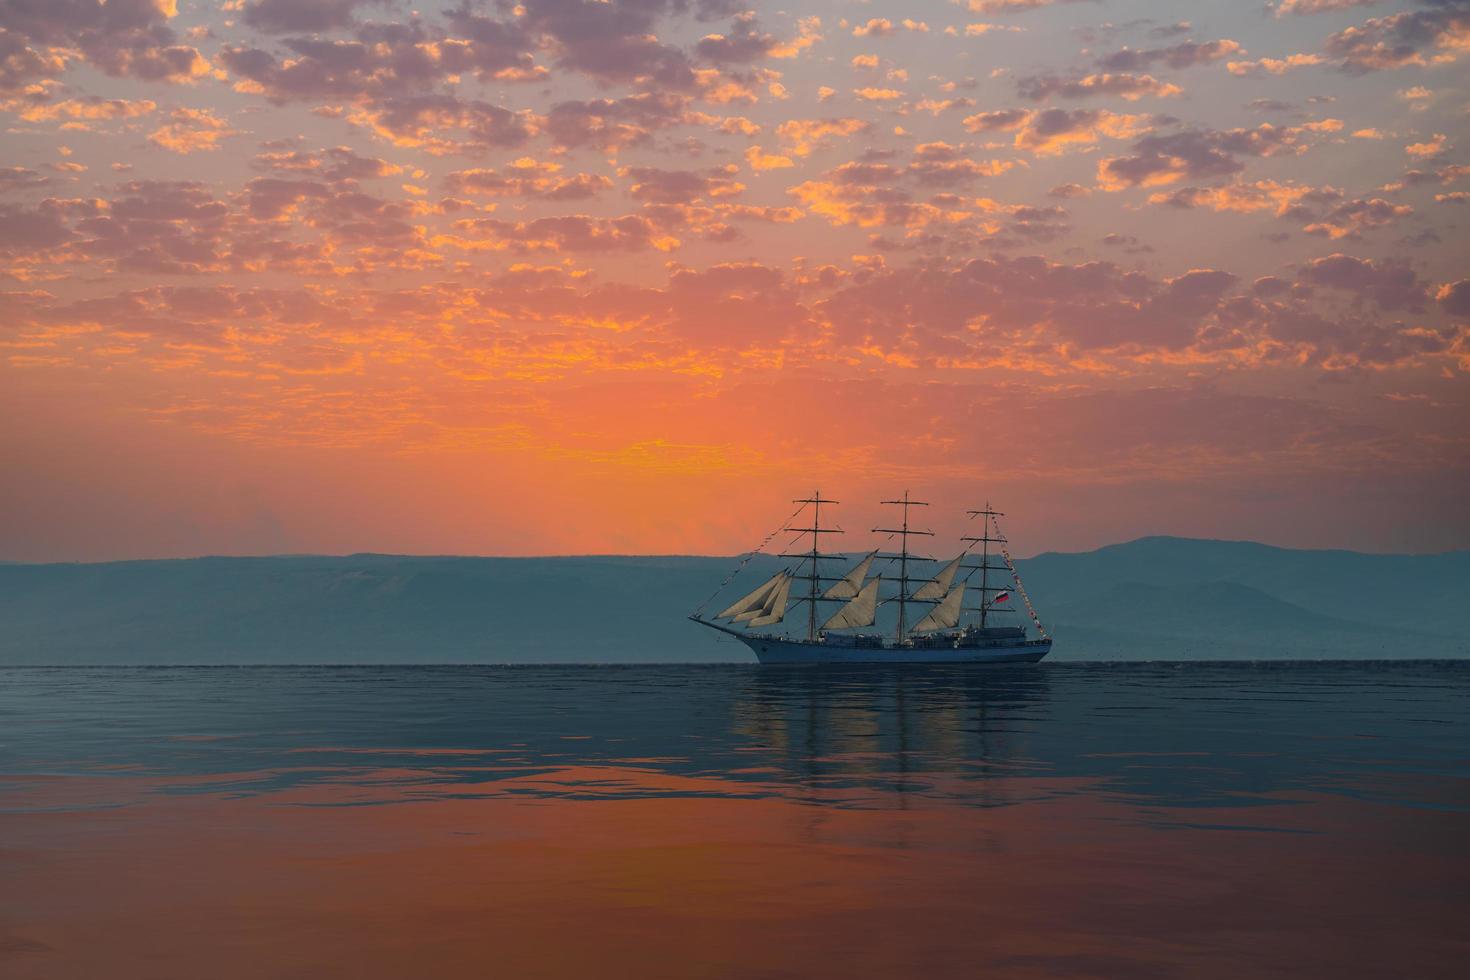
[690,492,1052,664]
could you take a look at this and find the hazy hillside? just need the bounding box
[0,538,1465,664]
[1023,537,1470,637]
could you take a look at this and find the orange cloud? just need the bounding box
[147,108,237,154]
[775,117,870,156]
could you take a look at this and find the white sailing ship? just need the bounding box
[691,493,1053,664]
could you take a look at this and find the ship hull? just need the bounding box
[735,634,1052,665]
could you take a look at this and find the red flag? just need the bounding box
[993,591,1010,603]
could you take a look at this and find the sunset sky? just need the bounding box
[2,0,1467,561]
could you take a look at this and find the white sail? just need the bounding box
[718,571,784,620]
[912,584,965,633]
[823,550,877,599]
[733,571,789,622]
[746,572,793,627]
[821,576,881,631]
[912,556,962,601]
[732,574,784,621]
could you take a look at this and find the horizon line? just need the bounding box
[5,533,1468,566]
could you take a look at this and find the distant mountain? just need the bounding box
[1021,536,1470,658]
[1027,536,1470,627]
[0,538,1465,664]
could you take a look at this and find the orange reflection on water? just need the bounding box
[2,766,1467,979]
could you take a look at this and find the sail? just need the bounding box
[823,550,876,599]
[912,584,965,633]
[718,571,784,620]
[821,576,880,631]
[732,574,784,621]
[746,572,793,627]
[912,556,962,601]
[734,571,790,622]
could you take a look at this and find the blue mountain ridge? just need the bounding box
[0,538,1465,664]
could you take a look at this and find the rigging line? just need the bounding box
[957,508,990,564]
[956,509,1012,592]
[692,499,809,617]
[813,529,908,609]
[993,513,1049,639]
[871,529,954,609]
[869,530,904,574]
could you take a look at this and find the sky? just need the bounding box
[1,0,1467,561]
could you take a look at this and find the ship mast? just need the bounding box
[780,491,842,641]
[962,502,1010,628]
[875,491,933,643]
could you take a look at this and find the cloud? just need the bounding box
[10,239,1465,494]
[905,142,1020,186]
[252,145,403,182]
[0,166,52,193]
[1097,39,1243,71]
[446,161,612,201]
[0,29,70,94]
[0,198,82,254]
[1048,182,1091,198]
[1226,53,1325,76]
[12,96,157,123]
[788,171,929,230]
[1101,232,1153,254]
[1016,72,1182,101]
[1405,132,1449,158]
[1149,180,1323,215]
[1153,181,1414,239]
[222,16,539,106]
[775,117,870,156]
[816,254,1227,354]
[787,151,1053,245]
[622,165,743,204]
[958,23,1025,37]
[695,13,777,65]
[1297,253,1428,311]
[965,108,1150,156]
[240,177,334,220]
[0,0,212,84]
[1438,279,1470,318]
[241,0,381,34]
[961,108,1031,132]
[664,262,815,343]
[518,0,695,89]
[959,0,1073,12]
[1298,197,1414,239]
[1098,120,1342,190]
[1275,0,1383,14]
[544,93,689,152]
[1325,8,1470,73]
[769,16,822,58]
[148,107,237,154]
[3,0,1465,553]
[745,145,794,171]
[72,180,231,274]
[851,19,895,38]
[442,213,677,254]
[1387,162,1469,191]
[350,95,537,155]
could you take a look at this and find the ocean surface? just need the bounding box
[2,662,1467,978]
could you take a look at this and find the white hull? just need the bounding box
[735,634,1052,665]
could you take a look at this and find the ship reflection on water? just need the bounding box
[729,666,1053,809]
[1,663,1466,978]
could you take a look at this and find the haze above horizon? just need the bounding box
[6,533,1469,566]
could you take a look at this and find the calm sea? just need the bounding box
[2,662,1467,978]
